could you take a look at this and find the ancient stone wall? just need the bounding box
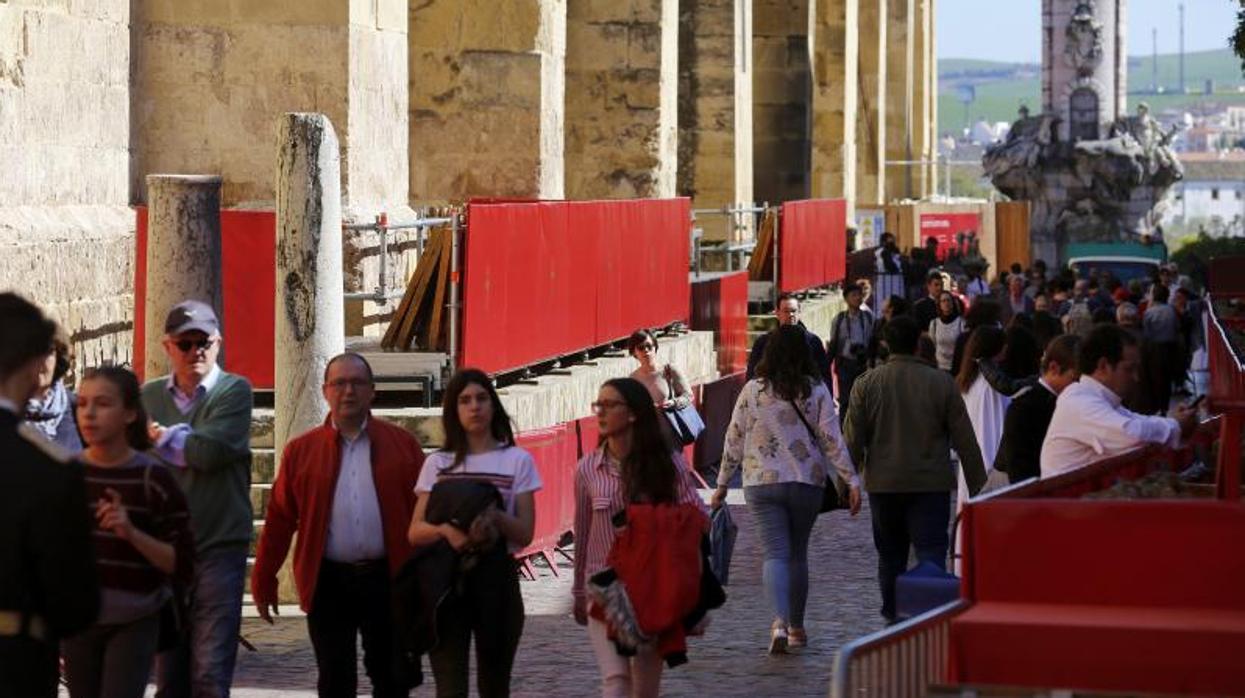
[677,0,754,236]
[409,0,565,202]
[810,0,859,220]
[566,0,678,199]
[0,0,135,373]
[885,0,914,201]
[856,0,887,209]
[752,0,811,206]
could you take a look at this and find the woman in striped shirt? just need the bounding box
[573,377,706,698]
[63,366,193,698]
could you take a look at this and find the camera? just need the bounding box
[849,343,868,362]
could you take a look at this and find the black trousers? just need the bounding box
[833,357,866,424]
[427,550,525,698]
[307,559,405,698]
[0,636,58,697]
[868,492,952,621]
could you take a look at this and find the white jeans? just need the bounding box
[586,617,664,698]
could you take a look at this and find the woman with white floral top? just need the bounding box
[710,325,861,654]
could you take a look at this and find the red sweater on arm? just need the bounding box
[251,414,425,612]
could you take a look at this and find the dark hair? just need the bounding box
[1077,324,1137,376]
[885,295,909,317]
[1002,325,1041,379]
[776,292,799,308]
[926,269,944,283]
[323,352,374,384]
[937,291,959,319]
[441,368,516,469]
[1175,287,1193,301]
[1033,259,1047,272]
[600,378,678,504]
[883,315,920,356]
[1151,283,1170,304]
[51,334,72,384]
[963,297,1003,331]
[1010,262,1023,275]
[843,283,863,297]
[1042,334,1081,374]
[80,365,152,451]
[1007,313,1034,331]
[756,325,819,401]
[626,329,658,354]
[1092,308,1116,325]
[0,293,57,380]
[956,325,1007,392]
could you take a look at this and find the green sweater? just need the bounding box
[142,371,253,555]
[844,355,987,494]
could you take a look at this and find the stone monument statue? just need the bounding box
[982,0,1182,264]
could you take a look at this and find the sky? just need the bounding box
[938,0,1240,63]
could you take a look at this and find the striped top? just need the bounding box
[572,446,706,601]
[83,452,195,624]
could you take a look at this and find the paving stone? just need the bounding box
[222,498,885,696]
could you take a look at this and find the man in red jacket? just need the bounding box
[252,353,424,697]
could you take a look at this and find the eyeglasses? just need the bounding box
[591,400,627,413]
[174,338,216,353]
[326,378,372,391]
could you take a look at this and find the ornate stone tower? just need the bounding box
[1043,0,1127,144]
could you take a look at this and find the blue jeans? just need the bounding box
[868,492,952,621]
[155,548,247,698]
[744,482,823,628]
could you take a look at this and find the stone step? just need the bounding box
[249,483,271,519]
[251,448,275,485]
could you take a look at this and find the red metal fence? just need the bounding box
[461,199,691,375]
[778,198,847,293]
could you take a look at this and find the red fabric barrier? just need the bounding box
[690,272,748,375]
[515,424,579,557]
[778,199,846,293]
[462,199,690,375]
[133,207,276,388]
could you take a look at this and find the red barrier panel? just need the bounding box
[690,271,748,375]
[515,423,579,557]
[463,198,691,375]
[133,207,276,388]
[778,199,846,293]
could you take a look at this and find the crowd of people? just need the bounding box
[0,247,1210,697]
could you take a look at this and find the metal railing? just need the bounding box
[831,600,968,698]
[691,203,767,275]
[341,211,457,303]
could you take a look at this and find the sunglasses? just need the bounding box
[174,338,216,353]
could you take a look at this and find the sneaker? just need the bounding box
[787,627,807,649]
[768,622,788,655]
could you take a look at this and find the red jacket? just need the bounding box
[251,415,425,612]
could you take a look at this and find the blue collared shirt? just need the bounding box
[155,364,222,467]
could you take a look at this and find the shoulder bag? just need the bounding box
[663,366,705,446]
[789,398,849,513]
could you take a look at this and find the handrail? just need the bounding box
[830,600,970,698]
[341,211,460,303]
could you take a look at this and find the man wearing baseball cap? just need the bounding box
[141,299,253,698]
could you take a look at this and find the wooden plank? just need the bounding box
[396,229,445,350]
[425,225,454,352]
[384,229,443,350]
[747,208,777,280]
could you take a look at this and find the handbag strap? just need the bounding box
[789,398,820,446]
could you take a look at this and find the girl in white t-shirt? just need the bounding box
[407,368,542,698]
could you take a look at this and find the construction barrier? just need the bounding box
[690,271,748,375]
[461,198,691,375]
[133,207,277,388]
[779,198,847,293]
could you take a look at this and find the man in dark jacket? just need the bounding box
[844,315,986,623]
[911,270,944,331]
[0,292,99,696]
[827,283,874,423]
[995,335,1081,484]
[746,293,831,386]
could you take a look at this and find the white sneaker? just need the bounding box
[768,623,788,655]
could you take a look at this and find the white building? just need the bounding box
[1162,155,1245,236]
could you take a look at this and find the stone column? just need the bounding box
[910,0,931,198]
[677,0,754,242]
[143,175,223,380]
[566,0,678,199]
[752,0,813,205]
[810,0,858,220]
[409,0,565,201]
[274,114,345,457]
[856,0,887,207]
[884,0,914,201]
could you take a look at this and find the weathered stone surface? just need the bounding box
[274,113,346,461]
[856,0,887,208]
[885,0,916,201]
[409,0,565,202]
[566,0,678,199]
[752,1,811,206]
[143,175,223,379]
[810,0,859,222]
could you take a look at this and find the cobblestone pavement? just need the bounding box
[221,495,884,697]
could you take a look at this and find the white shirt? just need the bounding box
[1040,376,1182,478]
[958,373,1010,504]
[415,446,543,552]
[324,420,387,563]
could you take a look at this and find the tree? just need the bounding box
[1234,1,1245,75]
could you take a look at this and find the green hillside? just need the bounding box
[938,49,1245,136]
